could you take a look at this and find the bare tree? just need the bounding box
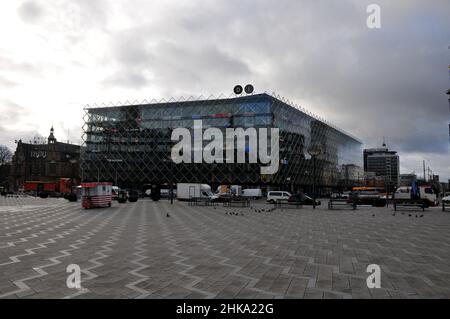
[0,145,13,165]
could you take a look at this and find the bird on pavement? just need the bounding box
[166,213,170,218]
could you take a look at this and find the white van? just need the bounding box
[242,189,263,199]
[267,191,291,203]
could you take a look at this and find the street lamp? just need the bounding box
[308,144,323,209]
[163,155,174,205]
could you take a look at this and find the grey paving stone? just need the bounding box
[1,197,450,299]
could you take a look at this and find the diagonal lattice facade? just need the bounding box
[81,93,362,193]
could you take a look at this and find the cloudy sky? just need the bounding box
[0,0,449,179]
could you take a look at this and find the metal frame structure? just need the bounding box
[81,93,362,193]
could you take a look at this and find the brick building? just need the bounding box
[8,127,81,191]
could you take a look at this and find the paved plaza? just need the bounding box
[0,196,450,299]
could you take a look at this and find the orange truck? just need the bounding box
[24,178,73,198]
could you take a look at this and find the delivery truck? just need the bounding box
[394,184,437,207]
[177,183,217,201]
[24,178,73,198]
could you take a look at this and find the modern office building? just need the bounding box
[81,93,362,193]
[9,127,81,190]
[363,145,400,187]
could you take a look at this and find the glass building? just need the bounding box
[81,93,362,193]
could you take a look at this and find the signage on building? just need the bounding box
[30,151,47,159]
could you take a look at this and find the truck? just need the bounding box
[23,178,73,198]
[394,185,437,207]
[242,188,263,199]
[217,185,242,196]
[81,182,113,209]
[177,183,216,201]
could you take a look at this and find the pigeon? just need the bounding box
[415,215,418,218]
[408,214,412,217]
[166,213,170,218]
[420,215,424,218]
[372,214,375,217]
[401,212,405,215]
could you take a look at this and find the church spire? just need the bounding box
[48,126,57,144]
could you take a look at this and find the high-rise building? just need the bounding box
[363,145,400,187]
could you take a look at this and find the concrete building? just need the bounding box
[9,127,81,190]
[363,145,400,188]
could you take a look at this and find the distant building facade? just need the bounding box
[447,88,449,141]
[399,173,416,186]
[342,164,364,182]
[363,145,400,187]
[9,128,81,190]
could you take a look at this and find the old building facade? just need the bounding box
[9,128,81,190]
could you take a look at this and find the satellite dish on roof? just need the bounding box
[244,84,254,94]
[233,85,243,95]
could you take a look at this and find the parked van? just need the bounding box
[267,191,291,203]
[242,188,263,199]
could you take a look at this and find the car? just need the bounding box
[128,190,139,202]
[117,190,128,203]
[112,186,120,200]
[443,195,450,204]
[330,192,341,199]
[267,191,291,203]
[288,193,321,206]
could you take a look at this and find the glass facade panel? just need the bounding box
[81,94,362,191]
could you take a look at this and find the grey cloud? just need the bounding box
[0,100,27,123]
[17,1,45,24]
[4,0,450,178]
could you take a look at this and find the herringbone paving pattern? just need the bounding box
[1,197,450,299]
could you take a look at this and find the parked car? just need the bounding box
[112,186,120,200]
[341,191,351,199]
[267,191,291,203]
[330,192,341,199]
[442,195,450,204]
[288,193,321,206]
[117,190,128,203]
[128,190,139,202]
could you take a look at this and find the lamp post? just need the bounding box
[163,155,174,205]
[308,144,323,209]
